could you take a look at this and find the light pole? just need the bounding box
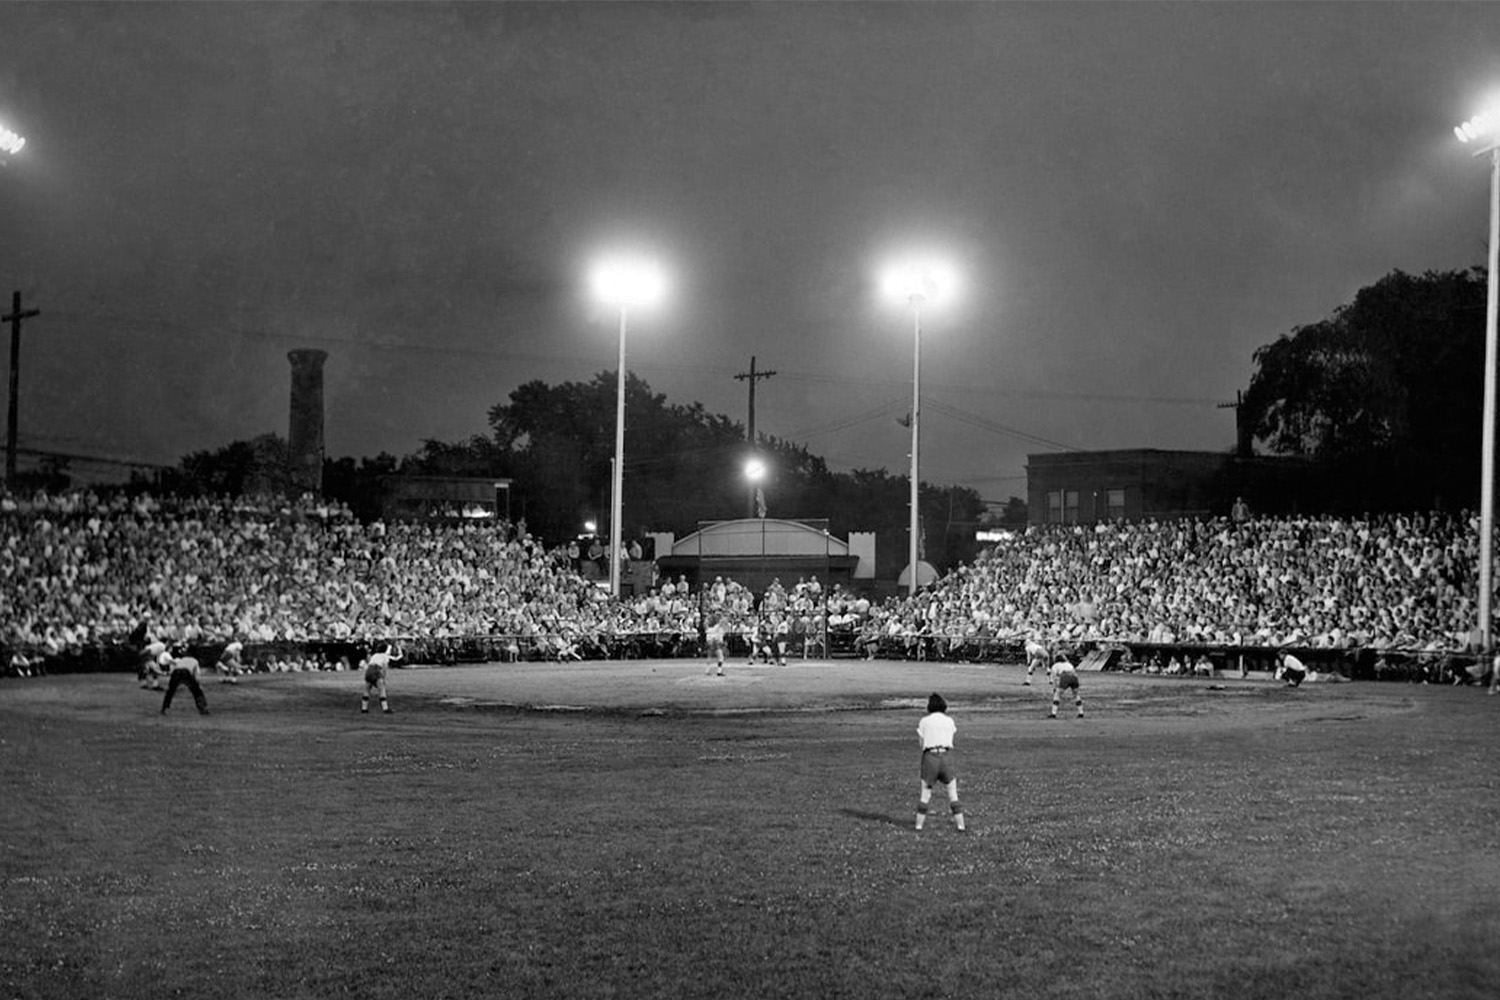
[906,293,923,598]
[0,124,29,484]
[1456,110,1500,651]
[590,255,666,598]
[881,256,956,597]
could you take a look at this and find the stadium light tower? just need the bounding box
[880,255,958,597]
[590,254,667,598]
[1456,108,1500,652]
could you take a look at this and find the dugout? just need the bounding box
[652,518,872,597]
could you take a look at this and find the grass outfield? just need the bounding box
[3,660,1499,1000]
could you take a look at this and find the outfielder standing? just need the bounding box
[360,643,402,714]
[915,693,966,832]
[1049,654,1084,719]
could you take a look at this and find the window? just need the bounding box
[1046,490,1063,524]
[1064,490,1080,524]
[1106,489,1126,521]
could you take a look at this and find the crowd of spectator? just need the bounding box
[0,488,1487,679]
[897,513,1477,652]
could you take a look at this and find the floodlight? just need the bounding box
[879,256,959,308]
[0,124,25,156]
[590,256,667,309]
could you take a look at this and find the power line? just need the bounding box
[924,397,1080,452]
[73,313,1227,409]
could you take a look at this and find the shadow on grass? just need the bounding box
[838,807,908,829]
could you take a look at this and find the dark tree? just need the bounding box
[162,434,288,497]
[488,372,749,545]
[1241,268,1487,512]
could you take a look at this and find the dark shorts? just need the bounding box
[1054,672,1079,691]
[364,666,385,688]
[920,749,957,786]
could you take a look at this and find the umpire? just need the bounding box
[159,652,210,715]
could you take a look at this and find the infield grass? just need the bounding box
[3,661,1499,999]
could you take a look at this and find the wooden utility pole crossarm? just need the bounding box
[3,291,41,483]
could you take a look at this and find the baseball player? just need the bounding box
[216,641,245,684]
[1275,650,1308,688]
[139,639,170,690]
[360,643,403,714]
[1049,654,1084,719]
[915,692,966,832]
[1024,635,1049,686]
[704,616,727,677]
[160,653,210,715]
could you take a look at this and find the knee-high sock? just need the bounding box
[947,779,965,830]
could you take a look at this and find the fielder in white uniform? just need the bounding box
[217,641,245,684]
[704,618,727,677]
[915,693,966,832]
[1049,656,1083,719]
[1024,637,1049,686]
[361,644,402,714]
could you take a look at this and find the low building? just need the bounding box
[1026,449,1310,525]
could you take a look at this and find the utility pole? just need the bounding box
[1217,391,1250,459]
[3,291,40,484]
[734,356,776,517]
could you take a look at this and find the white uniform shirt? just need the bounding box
[917,711,957,750]
[1049,660,1076,681]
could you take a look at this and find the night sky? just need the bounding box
[2,2,1499,501]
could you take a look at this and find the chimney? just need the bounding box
[287,349,328,496]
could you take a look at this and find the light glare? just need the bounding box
[1455,110,1499,145]
[590,256,667,308]
[879,256,960,308]
[0,124,25,156]
[744,456,767,482]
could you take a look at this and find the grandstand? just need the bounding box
[0,487,1487,684]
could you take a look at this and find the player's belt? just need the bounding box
[923,747,951,753]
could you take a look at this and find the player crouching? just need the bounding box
[1274,650,1311,688]
[160,652,210,715]
[217,641,245,684]
[1049,654,1084,719]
